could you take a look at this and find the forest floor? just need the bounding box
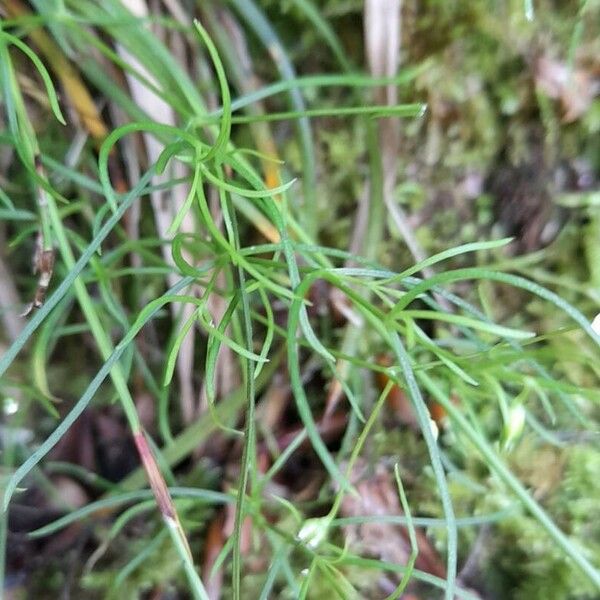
[1,1,600,599]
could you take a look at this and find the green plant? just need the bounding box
[1,2,599,598]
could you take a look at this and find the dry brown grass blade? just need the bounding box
[20,154,58,318]
[133,430,192,558]
[20,231,54,318]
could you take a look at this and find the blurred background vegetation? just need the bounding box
[1,0,599,598]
